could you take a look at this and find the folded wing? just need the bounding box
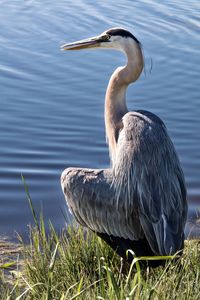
[61,168,143,241]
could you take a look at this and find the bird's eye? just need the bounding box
[100,34,111,42]
[102,34,110,41]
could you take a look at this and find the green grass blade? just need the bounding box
[21,174,39,230]
[49,242,59,272]
[0,261,16,269]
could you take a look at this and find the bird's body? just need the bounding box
[61,28,188,263]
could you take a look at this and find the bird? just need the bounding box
[60,28,188,265]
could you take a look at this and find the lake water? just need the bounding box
[0,0,199,238]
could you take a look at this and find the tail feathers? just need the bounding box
[96,232,167,267]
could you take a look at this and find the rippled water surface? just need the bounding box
[0,0,199,238]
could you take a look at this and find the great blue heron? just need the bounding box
[60,28,188,264]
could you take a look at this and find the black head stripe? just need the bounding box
[106,28,140,44]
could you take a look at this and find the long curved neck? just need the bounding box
[105,42,143,164]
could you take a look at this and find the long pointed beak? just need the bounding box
[60,34,110,51]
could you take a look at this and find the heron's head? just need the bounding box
[61,28,141,52]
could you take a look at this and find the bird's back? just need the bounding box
[113,110,188,255]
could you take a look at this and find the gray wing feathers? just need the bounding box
[61,168,142,240]
[113,111,187,255]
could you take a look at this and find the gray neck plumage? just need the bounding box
[104,41,144,165]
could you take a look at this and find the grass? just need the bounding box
[0,179,199,299]
[0,222,199,300]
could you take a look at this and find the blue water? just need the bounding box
[0,0,199,238]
